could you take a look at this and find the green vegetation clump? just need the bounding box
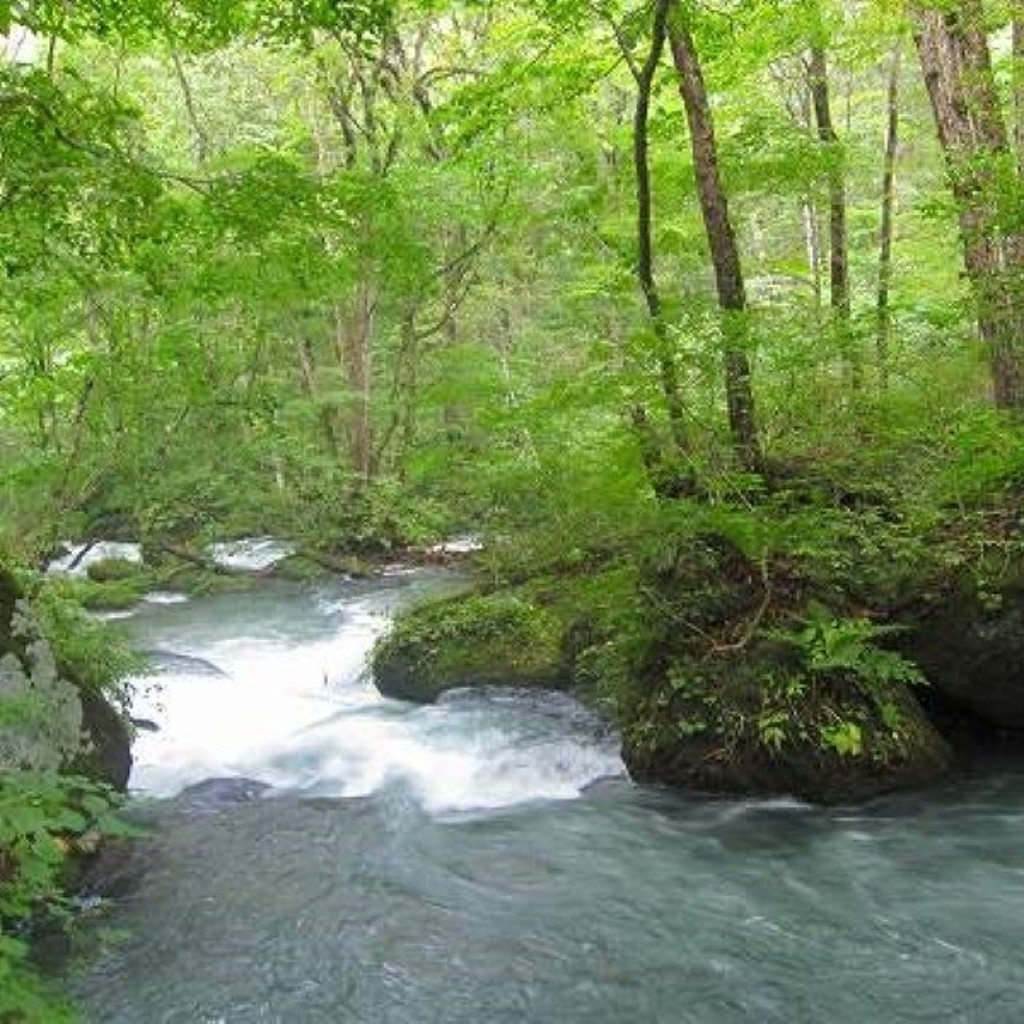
[372,593,566,703]
[0,771,133,1022]
[84,559,143,584]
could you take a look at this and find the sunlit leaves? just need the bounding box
[14,0,396,50]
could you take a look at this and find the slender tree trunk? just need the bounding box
[807,43,857,389]
[808,46,850,322]
[802,200,824,312]
[667,3,762,474]
[629,0,691,467]
[876,46,902,389]
[1014,5,1024,170]
[606,0,696,495]
[295,334,342,457]
[170,51,209,165]
[911,3,1024,412]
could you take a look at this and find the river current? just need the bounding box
[68,569,1024,1022]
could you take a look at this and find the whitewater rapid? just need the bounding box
[123,570,625,814]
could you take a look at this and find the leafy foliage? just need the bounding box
[0,770,132,1023]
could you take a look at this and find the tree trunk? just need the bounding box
[808,45,850,324]
[876,45,901,389]
[1014,3,1024,170]
[170,50,209,165]
[667,3,762,474]
[629,0,691,468]
[334,281,375,480]
[802,200,824,312]
[295,334,342,457]
[911,3,1024,412]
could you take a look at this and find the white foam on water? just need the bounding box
[256,693,625,813]
[127,583,625,812]
[143,592,190,605]
[429,534,483,555]
[207,537,297,572]
[48,541,143,577]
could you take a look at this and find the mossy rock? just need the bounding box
[621,532,951,803]
[85,558,144,583]
[78,579,148,611]
[265,553,337,583]
[372,593,566,703]
[622,641,951,804]
[0,567,133,789]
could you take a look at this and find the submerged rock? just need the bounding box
[174,777,271,815]
[144,649,229,678]
[372,593,566,703]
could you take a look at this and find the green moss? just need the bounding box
[372,593,566,703]
[78,580,148,611]
[85,558,143,583]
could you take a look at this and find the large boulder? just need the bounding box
[0,566,131,789]
[372,593,566,703]
[623,639,951,804]
[620,534,952,804]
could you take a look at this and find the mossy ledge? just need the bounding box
[371,593,567,703]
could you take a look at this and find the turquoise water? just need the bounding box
[68,574,1024,1022]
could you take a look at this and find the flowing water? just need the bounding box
[68,570,1024,1022]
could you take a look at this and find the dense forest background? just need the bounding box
[3,0,1014,563]
[4,0,1024,1017]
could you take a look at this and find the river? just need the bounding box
[67,569,1024,1022]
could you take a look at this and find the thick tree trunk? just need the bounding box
[876,46,901,389]
[911,3,1024,412]
[667,4,762,474]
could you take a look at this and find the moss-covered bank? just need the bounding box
[370,475,1024,805]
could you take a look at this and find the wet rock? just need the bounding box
[904,580,1024,729]
[174,777,272,815]
[69,688,132,791]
